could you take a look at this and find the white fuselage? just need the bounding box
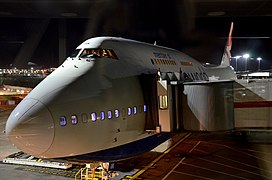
[5,37,235,159]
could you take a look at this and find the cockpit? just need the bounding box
[69,48,118,60]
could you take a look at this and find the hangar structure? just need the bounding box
[1,0,272,133]
[1,2,272,179]
[1,0,272,68]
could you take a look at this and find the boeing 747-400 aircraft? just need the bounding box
[5,23,235,162]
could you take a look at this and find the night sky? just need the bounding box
[0,1,272,71]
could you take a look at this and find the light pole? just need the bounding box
[257,57,262,71]
[243,54,250,72]
[233,56,241,72]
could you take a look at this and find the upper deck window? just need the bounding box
[79,48,118,59]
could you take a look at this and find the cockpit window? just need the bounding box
[79,48,118,59]
[69,49,81,58]
[80,49,101,58]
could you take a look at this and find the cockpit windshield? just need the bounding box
[80,49,101,58]
[69,49,81,58]
[79,48,118,59]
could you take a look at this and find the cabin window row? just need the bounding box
[59,105,147,126]
[150,59,176,65]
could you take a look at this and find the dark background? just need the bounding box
[0,0,272,71]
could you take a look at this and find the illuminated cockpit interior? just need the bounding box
[68,48,118,60]
[79,48,118,59]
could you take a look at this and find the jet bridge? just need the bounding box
[152,71,184,132]
[157,72,235,132]
[182,81,234,131]
[139,74,159,130]
[140,72,185,132]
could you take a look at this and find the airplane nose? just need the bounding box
[5,98,54,157]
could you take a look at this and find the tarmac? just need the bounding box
[1,105,272,179]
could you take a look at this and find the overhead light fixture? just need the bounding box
[243,54,250,59]
[243,53,250,72]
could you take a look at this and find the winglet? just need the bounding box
[220,22,233,67]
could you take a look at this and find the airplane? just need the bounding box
[5,22,235,162]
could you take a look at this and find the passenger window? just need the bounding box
[82,113,88,123]
[143,104,147,112]
[71,115,78,125]
[138,105,142,113]
[108,110,112,119]
[121,108,126,117]
[100,111,105,120]
[127,107,132,116]
[59,116,67,126]
[133,106,137,115]
[114,109,120,118]
[91,112,97,122]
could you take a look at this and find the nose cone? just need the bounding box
[5,98,54,157]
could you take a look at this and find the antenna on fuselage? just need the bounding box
[154,41,157,45]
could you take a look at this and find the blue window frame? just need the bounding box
[127,107,132,116]
[91,112,97,122]
[71,115,78,125]
[108,110,112,119]
[59,116,67,126]
[100,111,105,120]
[114,109,119,118]
[133,106,137,114]
[143,104,147,112]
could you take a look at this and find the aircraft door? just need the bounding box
[140,73,184,132]
[158,80,183,132]
[139,74,159,130]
